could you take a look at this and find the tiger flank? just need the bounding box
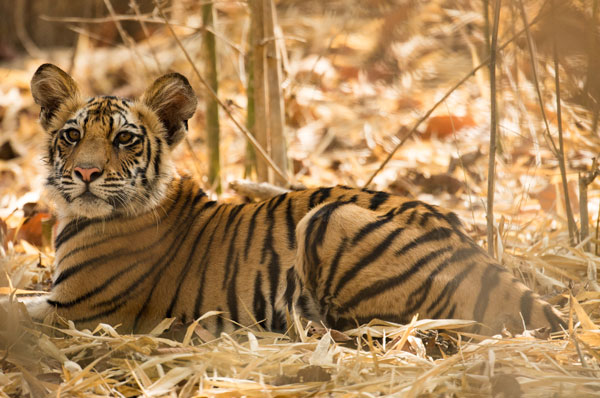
[23,63,565,335]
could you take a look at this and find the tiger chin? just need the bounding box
[13,63,565,337]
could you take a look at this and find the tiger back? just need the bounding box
[22,63,565,335]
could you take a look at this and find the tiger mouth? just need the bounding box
[76,191,109,205]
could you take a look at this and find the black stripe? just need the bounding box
[405,210,418,225]
[244,203,265,261]
[419,212,435,227]
[351,211,395,245]
[303,201,352,279]
[260,194,288,316]
[473,264,501,325]
[340,246,452,312]
[215,307,224,335]
[226,253,240,323]
[402,248,478,317]
[285,197,296,250]
[55,217,105,251]
[544,305,566,331]
[223,204,245,235]
[333,227,405,299]
[520,290,534,327]
[252,271,267,326]
[446,304,457,319]
[317,187,332,205]
[429,260,477,318]
[222,214,245,288]
[192,205,229,319]
[369,191,390,210]
[420,202,469,242]
[446,211,463,229]
[395,227,453,257]
[297,291,312,319]
[321,237,349,308]
[308,187,332,209]
[394,201,421,215]
[282,266,298,310]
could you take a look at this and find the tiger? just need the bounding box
[12,63,564,336]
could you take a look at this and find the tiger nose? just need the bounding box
[74,166,102,182]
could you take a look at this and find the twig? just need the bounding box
[547,0,578,244]
[486,0,502,257]
[40,14,245,55]
[363,0,554,188]
[153,0,290,186]
[103,0,150,78]
[129,0,162,71]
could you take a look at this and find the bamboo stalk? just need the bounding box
[202,1,221,193]
[263,0,288,186]
[579,173,590,252]
[245,33,257,179]
[486,0,501,257]
[249,0,269,183]
[579,159,598,252]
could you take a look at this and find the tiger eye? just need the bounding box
[65,129,80,143]
[116,131,133,145]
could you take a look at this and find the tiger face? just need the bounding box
[30,64,198,218]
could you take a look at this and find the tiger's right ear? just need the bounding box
[30,64,80,130]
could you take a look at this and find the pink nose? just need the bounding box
[74,167,102,182]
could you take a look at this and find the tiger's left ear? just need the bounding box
[142,73,198,147]
[30,63,80,130]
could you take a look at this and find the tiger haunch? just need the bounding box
[25,63,565,335]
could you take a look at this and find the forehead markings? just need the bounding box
[77,96,135,136]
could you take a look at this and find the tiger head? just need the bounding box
[31,64,197,219]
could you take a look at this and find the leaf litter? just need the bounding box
[1,0,600,396]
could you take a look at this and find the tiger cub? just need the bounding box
[21,63,564,335]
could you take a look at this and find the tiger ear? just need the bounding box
[30,63,80,130]
[142,73,197,147]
